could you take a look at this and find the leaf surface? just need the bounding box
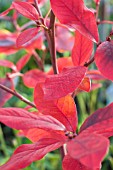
[23,69,46,88]
[67,132,109,169]
[34,83,77,132]
[72,31,93,66]
[63,154,93,170]
[50,0,99,42]
[43,66,87,100]
[0,138,64,170]
[95,41,113,81]
[80,103,113,137]
[0,59,17,71]
[12,1,39,20]
[16,27,40,48]
[0,108,65,131]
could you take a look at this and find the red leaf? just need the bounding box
[0,138,64,170]
[63,155,93,170]
[50,0,99,43]
[95,41,113,81]
[48,57,73,75]
[12,1,39,20]
[23,128,66,142]
[16,27,40,48]
[86,70,105,80]
[78,76,91,92]
[0,78,14,107]
[0,59,17,71]
[72,31,93,66]
[67,132,109,169]
[34,83,77,132]
[43,66,87,100]
[0,108,65,131]
[80,103,113,137]
[16,54,31,71]
[23,69,46,88]
[56,25,74,52]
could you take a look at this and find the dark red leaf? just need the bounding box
[0,138,64,170]
[34,83,77,132]
[67,132,109,169]
[43,66,87,100]
[0,78,14,107]
[0,108,65,131]
[63,154,93,170]
[72,31,93,66]
[16,54,31,71]
[23,69,46,88]
[95,41,113,81]
[80,103,113,137]
[12,1,39,20]
[16,27,40,48]
[50,0,99,43]
[0,59,17,71]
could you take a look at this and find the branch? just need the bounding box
[32,50,44,71]
[99,20,113,25]
[46,10,58,74]
[0,84,36,108]
[34,0,42,17]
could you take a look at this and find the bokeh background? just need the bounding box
[0,0,113,169]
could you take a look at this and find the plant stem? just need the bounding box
[32,50,44,71]
[99,20,113,25]
[0,84,36,108]
[46,10,58,74]
[95,2,100,20]
[34,0,42,17]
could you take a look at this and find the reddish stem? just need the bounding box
[0,84,36,108]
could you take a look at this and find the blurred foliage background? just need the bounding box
[0,0,113,169]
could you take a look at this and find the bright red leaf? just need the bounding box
[95,41,113,81]
[43,66,87,100]
[80,102,113,137]
[23,69,46,88]
[12,1,39,20]
[67,132,109,169]
[50,0,99,43]
[34,83,77,132]
[0,138,64,170]
[72,31,93,66]
[0,108,65,131]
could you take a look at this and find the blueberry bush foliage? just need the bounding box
[0,0,113,170]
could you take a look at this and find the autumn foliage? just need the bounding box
[0,0,113,170]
